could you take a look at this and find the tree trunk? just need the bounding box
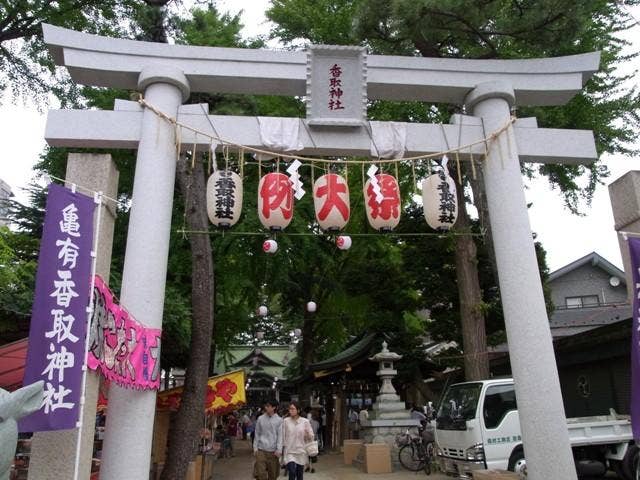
[453,175,490,381]
[160,155,215,480]
[301,310,315,369]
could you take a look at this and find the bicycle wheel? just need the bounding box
[399,443,424,471]
[423,441,434,475]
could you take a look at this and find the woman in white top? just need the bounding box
[282,401,314,480]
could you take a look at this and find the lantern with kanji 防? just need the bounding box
[258,172,294,231]
[313,173,350,231]
[363,173,401,231]
[422,166,458,231]
[206,170,243,228]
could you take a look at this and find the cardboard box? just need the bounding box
[363,443,392,474]
[343,439,364,465]
[472,470,520,479]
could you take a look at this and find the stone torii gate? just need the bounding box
[39,24,599,480]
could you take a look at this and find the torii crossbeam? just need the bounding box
[36,24,601,480]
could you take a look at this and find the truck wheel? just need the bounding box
[508,449,527,476]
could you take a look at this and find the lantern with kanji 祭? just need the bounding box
[206,170,243,228]
[258,172,294,231]
[313,173,350,231]
[363,173,401,231]
[422,166,458,231]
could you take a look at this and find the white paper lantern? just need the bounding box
[257,305,268,317]
[422,167,458,231]
[293,328,302,338]
[363,173,401,231]
[306,301,317,313]
[313,173,350,231]
[263,239,278,254]
[258,172,294,230]
[206,170,243,228]
[336,235,352,250]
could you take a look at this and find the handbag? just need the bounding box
[304,440,319,457]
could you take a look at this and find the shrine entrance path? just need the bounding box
[211,437,449,479]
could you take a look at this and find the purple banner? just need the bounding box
[630,236,640,440]
[19,183,95,432]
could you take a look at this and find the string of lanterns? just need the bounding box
[138,97,515,251]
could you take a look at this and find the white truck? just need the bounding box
[434,378,637,479]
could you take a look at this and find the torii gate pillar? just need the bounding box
[466,81,576,479]
[98,66,190,480]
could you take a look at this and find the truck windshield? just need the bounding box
[436,382,482,431]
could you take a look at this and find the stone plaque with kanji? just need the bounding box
[306,45,366,127]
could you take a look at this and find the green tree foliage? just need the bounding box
[265,0,639,379]
[0,226,37,340]
[0,0,140,105]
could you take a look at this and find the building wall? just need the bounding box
[0,178,13,226]
[548,263,627,308]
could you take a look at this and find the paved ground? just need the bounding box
[210,438,623,479]
[211,438,448,480]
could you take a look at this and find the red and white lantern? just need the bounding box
[258,172,294,230]
[206,170,243,228]
[263,239,278,254]
[422,166,458,231]
[363,173,401,231]
[313,173,350,231]
[336,235,352,250]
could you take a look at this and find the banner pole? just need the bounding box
[73,191,103,480]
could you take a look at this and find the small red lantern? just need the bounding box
[336,235,352,250]
[263,239,278,254]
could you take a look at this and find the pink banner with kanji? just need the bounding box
[87,275,161,390]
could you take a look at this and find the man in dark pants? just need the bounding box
[253,399,283,480]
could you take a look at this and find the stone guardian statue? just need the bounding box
[0,381,44,480]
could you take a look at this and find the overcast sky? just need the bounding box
[0,1,638,272]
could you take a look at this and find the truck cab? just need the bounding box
[435,379,521,479]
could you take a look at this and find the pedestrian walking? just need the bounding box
[282,401,314,480]
[253,399,283,480]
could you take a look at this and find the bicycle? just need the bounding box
[395,427,434,475]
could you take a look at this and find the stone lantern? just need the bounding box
[370,341,402,399]
[358,341,419,470]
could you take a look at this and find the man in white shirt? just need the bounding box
[253,399,283,480]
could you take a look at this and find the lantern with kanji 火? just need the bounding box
[258,172,294,231]
[313,173,350,231]
[206,170,243,228]
[363,173,401,231]
[422,166,458,231]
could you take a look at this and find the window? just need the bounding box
[565,295,599,308]
[483,384,517,429]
